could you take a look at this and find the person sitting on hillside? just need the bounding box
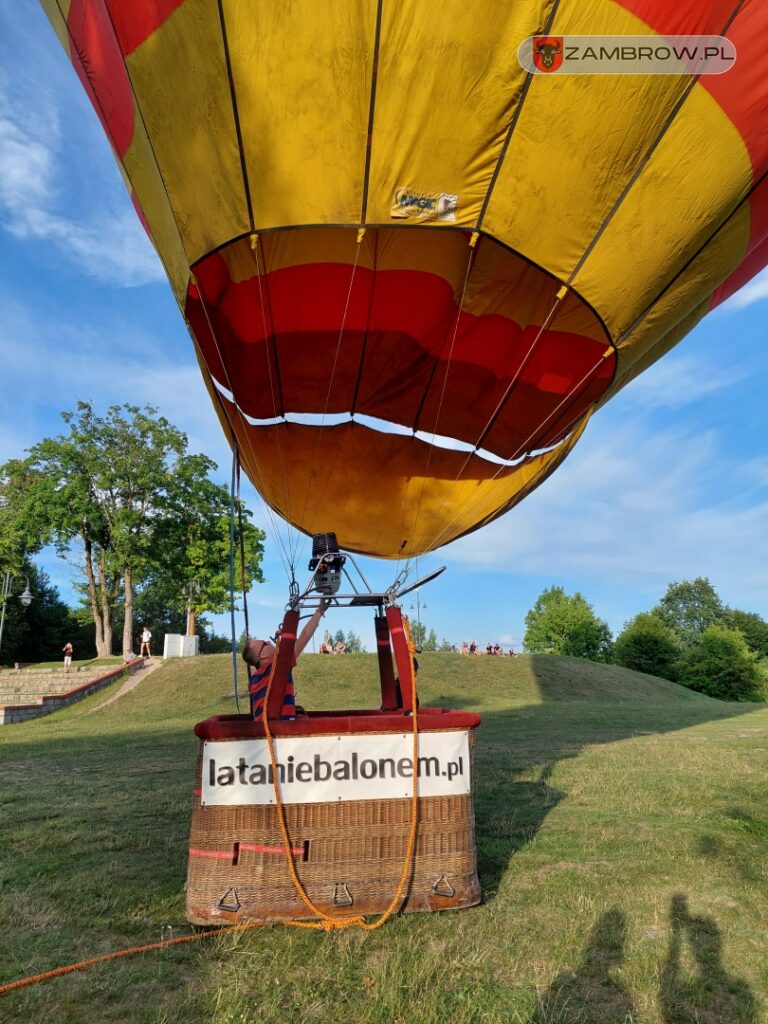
[243,599,330,720]
[459,641,469,656]
[334,640,346,654]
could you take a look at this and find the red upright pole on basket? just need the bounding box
[266,608,300,719]
[386,606,415,713]
[375,614,398,711]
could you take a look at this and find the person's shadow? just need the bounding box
[660,895,759,1023]
[530,908,636,1023]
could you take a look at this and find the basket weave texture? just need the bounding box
[186,726,480,923]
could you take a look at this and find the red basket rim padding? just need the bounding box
[195,707,481,740]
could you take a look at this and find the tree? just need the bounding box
[410,620,426,650]
[344,630,365,653]
[0,403,265,657]
[0,561,89,667]
[723,609,768,658]
[653,578,724,649]
[524,586,612,661]
[613,612,681,680]
[138,499,265,646]
[678,625,764,702]
[422,628,439,652]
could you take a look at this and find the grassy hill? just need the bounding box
[1,653,766,1023]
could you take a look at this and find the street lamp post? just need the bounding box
[410,588,426,651]
[0,572,34,657]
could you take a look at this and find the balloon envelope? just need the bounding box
[41,0,768,555]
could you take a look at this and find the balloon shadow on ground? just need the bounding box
[528,908,636,1024]
[660,894,760,1024]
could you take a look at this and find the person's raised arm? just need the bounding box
[295,599,331,656]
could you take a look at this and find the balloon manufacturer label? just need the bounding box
[391,188,458,223]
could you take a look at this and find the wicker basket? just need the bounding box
[186,708,481,924]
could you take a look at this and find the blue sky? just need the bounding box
[2,4,768,653]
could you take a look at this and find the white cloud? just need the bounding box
[445,414,768,611]
[0,296,230,471]
[0,72,163,286]
[619,352,745,410]
[721,267,768,310]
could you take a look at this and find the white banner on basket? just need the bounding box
[202,730,471,806]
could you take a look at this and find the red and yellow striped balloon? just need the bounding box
[41,0,768,556]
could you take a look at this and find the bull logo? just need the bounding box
[532,36,563,73]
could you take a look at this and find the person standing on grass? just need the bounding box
[243,600,330,719]
[62,641,73,672]
[139,626,152,658]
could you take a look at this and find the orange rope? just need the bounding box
[261,612,421,930]
[0,921,268,996]
[1,616,421,994]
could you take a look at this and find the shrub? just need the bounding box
[678,625,763,702]
[613,612,681,680]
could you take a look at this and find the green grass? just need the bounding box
[1,653,766,1023]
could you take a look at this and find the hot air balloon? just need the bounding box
[39,0,768,925]
[39,0,768,559]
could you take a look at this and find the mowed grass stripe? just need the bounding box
[0,653,766,1023]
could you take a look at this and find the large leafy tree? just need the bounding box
[723,609,768,658]
[678,625,764,702]
[613,612,681,680]
[0,403,265,657]
[524,586,612,661]
[652,577,725,649]
[0,561,87,666]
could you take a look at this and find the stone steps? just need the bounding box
[0,659,144,725]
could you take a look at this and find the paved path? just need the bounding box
[86,659,163,714]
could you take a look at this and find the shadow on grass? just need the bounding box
[660,895,759,1024]
[457,655,764,896]
[530,908,635,1023]
[529,900,759,1024]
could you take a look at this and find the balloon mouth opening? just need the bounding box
[210,376,573,468]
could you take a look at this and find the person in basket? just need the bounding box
[243,600,330,719]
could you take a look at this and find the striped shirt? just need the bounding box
[248,658,297,720]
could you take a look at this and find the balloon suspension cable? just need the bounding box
[251,233,300,579]
[411,277,571,556]
[410,0,747,562]
[190,269,298,583]
[295,228,365,572]
[400,233,476,578]
[420,0,748,557]
[229,446,240,712]
[236,457,250,641]
[426,345,612,554]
